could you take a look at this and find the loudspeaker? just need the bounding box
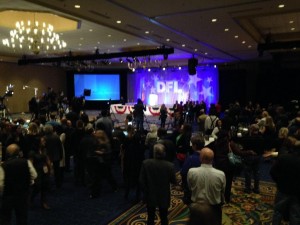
[188,58,198,75]
[83,89,91,96]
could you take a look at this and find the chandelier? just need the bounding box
[2,19,67,55]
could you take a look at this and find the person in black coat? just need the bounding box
[0,144,37,225]
[139,143,177,225]
[270,152,300,225]
[43,124,63,188]
[120,126,145,201]
[133,98,146,131]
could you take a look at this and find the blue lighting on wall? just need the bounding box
[127,65,219,106]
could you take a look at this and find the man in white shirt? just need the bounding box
[187,147,225,225]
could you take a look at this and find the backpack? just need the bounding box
[206,116,217,135]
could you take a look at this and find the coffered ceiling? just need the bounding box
[0,0,299,68]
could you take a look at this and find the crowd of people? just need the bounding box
[0,96,300,225]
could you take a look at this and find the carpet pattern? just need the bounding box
[108,176,277,225]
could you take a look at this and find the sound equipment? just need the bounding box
[83,89,91,96]
[188,58,198,75]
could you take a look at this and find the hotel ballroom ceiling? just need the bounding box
[0,0,300,67]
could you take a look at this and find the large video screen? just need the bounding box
[74,74,120,100]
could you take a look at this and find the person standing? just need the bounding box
[270,152,300,225]
[187,148,226,225]
[180,134,205,204]
[159,104,168,128]
[0,144,37,225]
[139,143,177,225]
[133,98,146,131]
[43,124,63,189]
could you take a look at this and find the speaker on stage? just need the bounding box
[83,89,91,96]
[188,58,198,75]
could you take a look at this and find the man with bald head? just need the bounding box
[187,148,225,225]
[0,144,37,225]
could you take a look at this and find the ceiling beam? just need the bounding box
[18,47,174,65]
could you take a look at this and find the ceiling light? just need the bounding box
[123,39,127,42]
[278,4,285,8]
[182,44,185,47]
[291,27,295,31]
[74,5,81,9]
[248,45,252,48]
[194,49,198,52]
[116,20,121,24]
[289,20,294,24]
[204,52,208,55]
[108,34,111,37]
[242,41,246,44]
[89,29,93,32]
[145,31,149,34]
[2,17,67,55]
[137,43,140,45]
[234,35,239,38]
[166,38,170,42]
[224,28,229,32]
[211,18,217,22]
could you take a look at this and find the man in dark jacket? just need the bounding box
[139,143,177,225]
[0,144,37,225]
[270,152,300,225]
[133,98,146,131]
[44,124,63,188]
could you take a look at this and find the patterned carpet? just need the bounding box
[108,176,277,225]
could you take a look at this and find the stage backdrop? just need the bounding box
[127,66,219,106]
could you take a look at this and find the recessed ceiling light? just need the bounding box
[80,37,84,40]
[248,45,252,48]
[204,52,208,55]
[112,45,115,48]
[166,38,170,42]
[137,43,140,45]
[123,39,127,42]
[293,47,297,50]
[97,41,100,44]
[145,31,149,34]
[74,5,80,9]
[211,18,217,22]
[278,4,285,8]
[291,27,295,31]
[182,44,185,47]
[116,20,121,24]
[289,20,294,24]
[224,28,229,32]
[194,49,198,52]
[242,41,246,44]
[234,35,239,38]
[78,43,82,46]
[89,29,93,32]
[108,34,111,37]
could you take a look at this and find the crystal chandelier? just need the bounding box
[2,19,67,55]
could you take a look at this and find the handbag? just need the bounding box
[228,143,242,167]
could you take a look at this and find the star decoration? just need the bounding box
[200,85,213,101]
[188,75,202,87]
[146,81,152,87]
[150,86,156,93]
[207,77,213,83]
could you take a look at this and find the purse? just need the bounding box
[228,143,242,167]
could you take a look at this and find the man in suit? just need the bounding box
[44,124,63,188]
[0,144,37,225]
[139,143,177,225]
[187,147,225,225]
